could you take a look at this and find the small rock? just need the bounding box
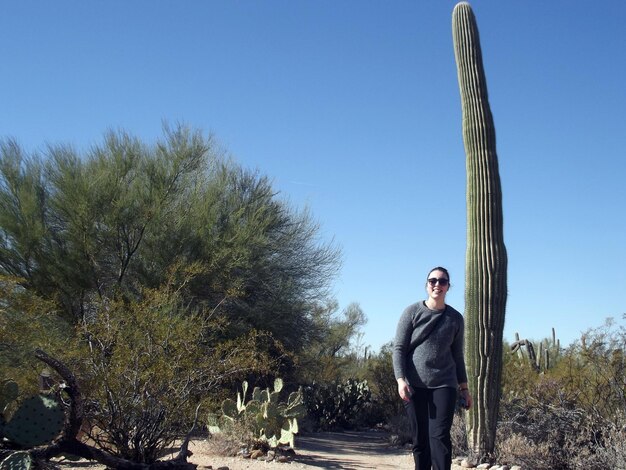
[477,464,491,469]
[281,447,296,456]
[510,466,522,470]
[238,449,251,459]
[461,458,477,468]
[250,449,264,460]
[266,450,276,462]
[277,455,290,463]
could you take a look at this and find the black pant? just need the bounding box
[404,387,457,470]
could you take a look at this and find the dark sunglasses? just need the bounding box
[428,277,449,286]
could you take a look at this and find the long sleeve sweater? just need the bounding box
[392,301,468,389]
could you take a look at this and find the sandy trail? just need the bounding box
[59,431,468,469]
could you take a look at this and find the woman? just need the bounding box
[393,266,472,470]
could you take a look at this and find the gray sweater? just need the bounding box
[393,301,468,389]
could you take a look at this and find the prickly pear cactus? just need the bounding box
[0,451,32,470]
[1,394,65,447]
[212,378,304,449]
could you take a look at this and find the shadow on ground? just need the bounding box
[293,430,411,469]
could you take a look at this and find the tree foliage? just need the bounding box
[0,125,342,462]
[296,301,366,384]
[0,126,340,355]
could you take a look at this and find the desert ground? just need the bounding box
[58,431,471,469]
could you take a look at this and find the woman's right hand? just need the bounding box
[397,377,413,402]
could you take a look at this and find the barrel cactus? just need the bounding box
[452,1,508,457]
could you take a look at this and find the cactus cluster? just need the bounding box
[210,378,305,449]
[0,379,65,450]
[511,328,561,373]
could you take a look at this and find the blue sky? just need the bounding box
[2,1,625,352]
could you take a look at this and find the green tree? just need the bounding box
[297,301,366,383]
[0,126,340,357]
[0,126,341,462]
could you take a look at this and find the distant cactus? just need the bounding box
[511,328,561,373]
[212,378,305,449]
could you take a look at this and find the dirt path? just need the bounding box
[164,431,414,469]
[59,431,466,469]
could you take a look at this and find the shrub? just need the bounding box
[499,318,626,468]
[73,267,279,464]
[303,379,374,430]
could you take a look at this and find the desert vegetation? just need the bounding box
[1,128,625,469]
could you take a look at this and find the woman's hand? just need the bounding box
[397,377,413,402]
[459,388,472,409]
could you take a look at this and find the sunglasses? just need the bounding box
[428,277,449,286]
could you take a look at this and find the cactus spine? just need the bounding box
[452,2,508,457]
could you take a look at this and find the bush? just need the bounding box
[74,267,279,464]
[498,318,626,468]
[364,343,404,422]
[303,379,375,430]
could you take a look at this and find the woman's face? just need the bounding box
[426,269,449,301]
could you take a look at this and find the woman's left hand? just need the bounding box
[460,389,472,409]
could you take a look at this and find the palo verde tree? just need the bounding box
[0,125,341,462]
[452,2,508,458]
[0,125,340,358]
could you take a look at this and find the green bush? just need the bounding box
[497,318,626,468]
[73,266,279,464]
[303,379,374,430]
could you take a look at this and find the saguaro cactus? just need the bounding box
[452,2,508,458]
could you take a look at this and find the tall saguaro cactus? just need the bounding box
[452,2,508,458]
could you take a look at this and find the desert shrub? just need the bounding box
[303,379,374,430]
[73,267,280,464]
[451,411,469,457]
[365,343,404,422]
[571,418,626,468]
[498,373,589,469]
[0,276,73,396]
[495,432,553,470]
[499,318,626,468]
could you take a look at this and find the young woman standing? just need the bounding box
[393,267,472,470]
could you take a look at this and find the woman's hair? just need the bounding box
[427,266,450,284]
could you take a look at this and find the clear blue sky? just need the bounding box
[2,1,625,352]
